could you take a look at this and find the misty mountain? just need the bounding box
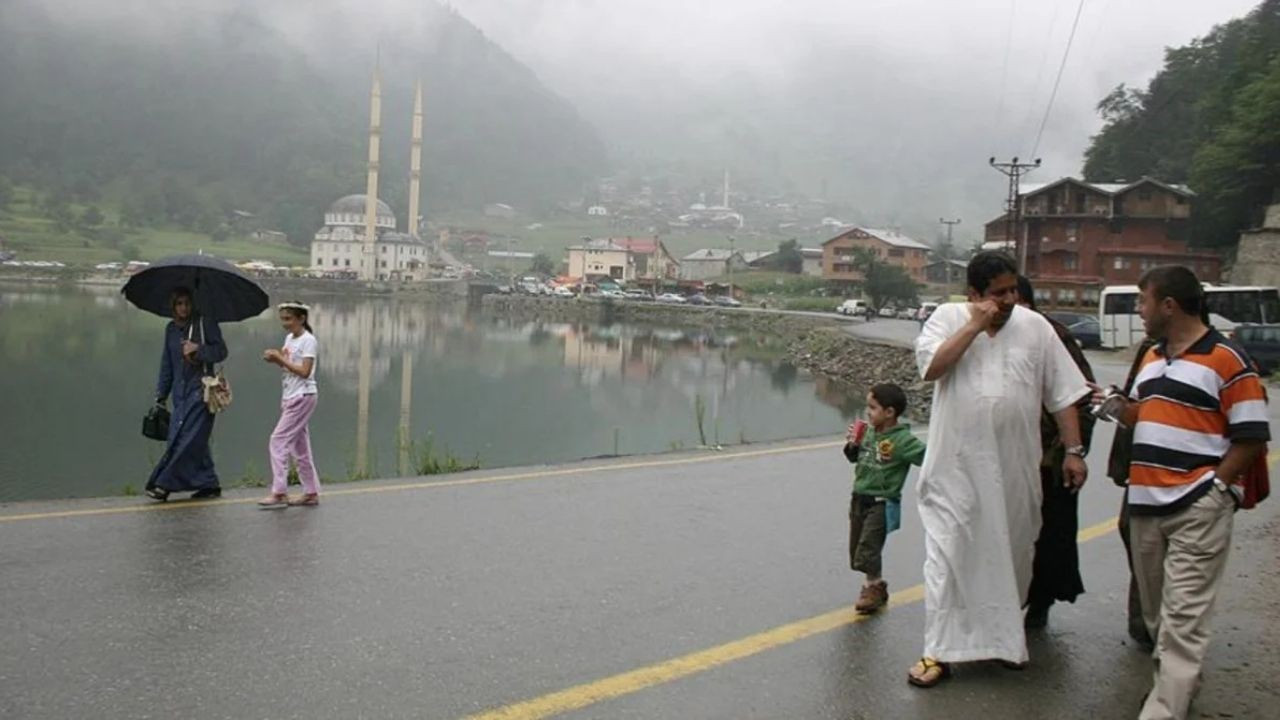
[0,0,609,244]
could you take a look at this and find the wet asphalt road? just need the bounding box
[2,343,1276,719]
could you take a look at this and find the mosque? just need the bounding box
[309,195,428,281]
[309,69,430,282]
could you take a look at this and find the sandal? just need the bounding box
[257,493,288,509]
[145,487,169,502]
[287,494,320,507]
[908,657,950,688]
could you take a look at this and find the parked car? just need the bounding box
[878,307,897,318]
[623,290,653,301]
[1046,312,1102,349]
[600,289,626,299]
[1234,324,1280,374]
[687,293,713,306]
[713,295,742,308]
[897,307,919,320]
[918,302,940,322]
[837,299,869,317]
[657,293,688,304]
[553,285,575,298]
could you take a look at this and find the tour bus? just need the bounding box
[1098,283,1280,348]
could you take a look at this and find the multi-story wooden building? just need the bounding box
[984,177,1221,309]
[822,227,930,284]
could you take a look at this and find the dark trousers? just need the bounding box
[849,494,887,578]
[1028,465,1085,608]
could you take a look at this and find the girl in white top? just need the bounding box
[258,302,322,508]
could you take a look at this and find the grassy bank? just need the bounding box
[0,186,308,266]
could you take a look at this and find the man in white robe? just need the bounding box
[908,252,1090,687]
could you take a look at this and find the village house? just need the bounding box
[984,176,1221,309]
[680,248,748,282]
[744,246,825,277]
[822,227,931,284]
[923,258,968,286]
[567,239,633,283]
[565,236,680,285]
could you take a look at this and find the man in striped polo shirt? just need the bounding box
[1096,266,1268,720]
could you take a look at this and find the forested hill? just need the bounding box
[1083,0,1280,248]
[0,0,609,245]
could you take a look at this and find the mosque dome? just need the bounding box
[325,194,396,230]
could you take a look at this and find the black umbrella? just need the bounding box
[122,253,270,322]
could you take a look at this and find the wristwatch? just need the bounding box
[1065,445,1087,458]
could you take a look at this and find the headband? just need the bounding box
[278,302,311,313]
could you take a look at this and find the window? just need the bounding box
[1138,189,1152,200]
[1066,222,1079,242]
[888,249,904,258]
[316,257,323,266]
[1104,292,1137,314]
[344,259,350,267]
[1113,257,1123,270]
[333,259,339,267]
[381,245,388,254]
[1064,254,1078,271]
[380,260,387,268]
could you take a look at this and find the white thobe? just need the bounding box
[914,303,1088,663]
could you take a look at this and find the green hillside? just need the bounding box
[0,1,609,265]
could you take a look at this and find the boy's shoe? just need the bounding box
[855,580,889,614]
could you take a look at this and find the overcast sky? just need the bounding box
[449,0,1260,177]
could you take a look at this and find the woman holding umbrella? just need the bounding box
[146,287,228,500]
[124,253,269,502]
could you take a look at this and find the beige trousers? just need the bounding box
[1130,486,1235,720]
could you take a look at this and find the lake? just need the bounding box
[0,283,862,502]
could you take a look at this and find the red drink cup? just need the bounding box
[851,419,869,445]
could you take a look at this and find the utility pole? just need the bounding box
[938,217,961,252]
[989,157,1040,274]
[727,235,735,301]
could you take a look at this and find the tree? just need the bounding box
[530,252,557,276]
[774,238,804,273]
[0,175,13,210]
[80,205,104,227]
[1189,54,1280,245]
[1081,0,1280,246]
[864,263,919,310]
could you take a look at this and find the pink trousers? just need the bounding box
[269,394,320,495]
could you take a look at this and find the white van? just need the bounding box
[838,299,869,317]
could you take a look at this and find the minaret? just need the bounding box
[407,81,423,240]
[361,64,383,281]
[722,169,731,209]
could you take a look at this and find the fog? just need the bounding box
[449,0,1260,237]
[8,0,1263,242]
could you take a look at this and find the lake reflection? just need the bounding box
[0,284,861,501]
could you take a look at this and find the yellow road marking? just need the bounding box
[468,584,930,720]
[458,508,1222,720]
[0,440,842,524]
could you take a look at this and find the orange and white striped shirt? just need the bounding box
[1128,329,1270,515]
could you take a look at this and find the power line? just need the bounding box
[1031,0,1088,158]
[990,0,1018,145]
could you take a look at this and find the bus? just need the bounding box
[1098,283,1280,349]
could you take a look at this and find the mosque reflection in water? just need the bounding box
[311,298,863,477]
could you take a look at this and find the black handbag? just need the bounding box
[143,403,171,441]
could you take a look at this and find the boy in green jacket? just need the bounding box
[843,383,927,614]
